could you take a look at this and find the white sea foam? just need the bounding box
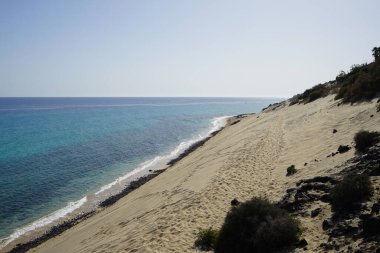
[0,196,87,249]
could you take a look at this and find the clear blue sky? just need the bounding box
[1,0,379,97]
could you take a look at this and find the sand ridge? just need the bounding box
[15,95,379,253]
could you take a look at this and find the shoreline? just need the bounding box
[2,115,241,253]
[5,95,379,252]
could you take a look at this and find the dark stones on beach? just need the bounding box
[231,198,240,206]
[304,162,308,166]
[283,145,380,252]
[166,129,223,166]
[230,119,240,125]
[296,239,308,248]
[99,169,166,207]
[278,176,336,213]
[323,219,334,230]
[371,203,380,214]
[337,145,351,153]
[370,114,374,117]
[333,129,338,134]
[7,211,95,253]
[311,208,322,218]
[363,217,380,237]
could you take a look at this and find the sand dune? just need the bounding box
[12,95,379,253]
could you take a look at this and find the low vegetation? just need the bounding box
[354,130,380,153]
[334,48,380,103]
[215,198,301,253]
[286,165,297,176]
[329,174,373,212]
[194,228,219,251]
[289,83,333,105]
[289,47,380,106]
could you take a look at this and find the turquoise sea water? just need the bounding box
[0,97,281,246]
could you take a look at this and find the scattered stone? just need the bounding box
[323,219,334,230]
[338,145,351,153]
[99,169,166,207]
[296,239,308,248]
[333,129,338,134]
[320,242,334,250]
[311,208,322,218]
[320,194,330,203]
[304,162,308,166]
[370,114,374,118]
[371,203,380,214]
[230,198,239,206]
[230,119,240,125]
[363,217,380,237]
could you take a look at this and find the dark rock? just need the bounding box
[320,242,334,250]
[320,194,330,203]
[370,114,374,118]
[304,162,308,166]
[363,217,380,237]
[323,219,334,230]
[296,239,308,248]
[311,208,322,218]
[99,169,166,207]
[337,145,351,153]
[351,202,367,211]
[286,188,296,193]
[333,129,338,134]
[369,164,380,176]
[230,119,240,125]
[299,182,331,192]
[330,224,359,237]
[359,213,372,220]
[230,198,239,206]
[299,176,337,184]
[371,203,380,214]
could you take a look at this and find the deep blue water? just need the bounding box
[0,97,281,244]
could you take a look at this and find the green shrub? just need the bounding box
[330,174,373,212]
[286,165,297,176]
[194,228,219,251]
[354,130,380,153]
[299,84,330,104]
[335,59,380,103]
[215,198,301,253]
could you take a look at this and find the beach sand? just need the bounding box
[5,95,380,253]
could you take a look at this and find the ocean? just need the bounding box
[0,97,281,247]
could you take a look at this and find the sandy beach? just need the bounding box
[4,95,380,253]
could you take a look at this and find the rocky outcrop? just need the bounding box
[279,145,380,252]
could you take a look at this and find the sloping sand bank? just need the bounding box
[12,95,380,253]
